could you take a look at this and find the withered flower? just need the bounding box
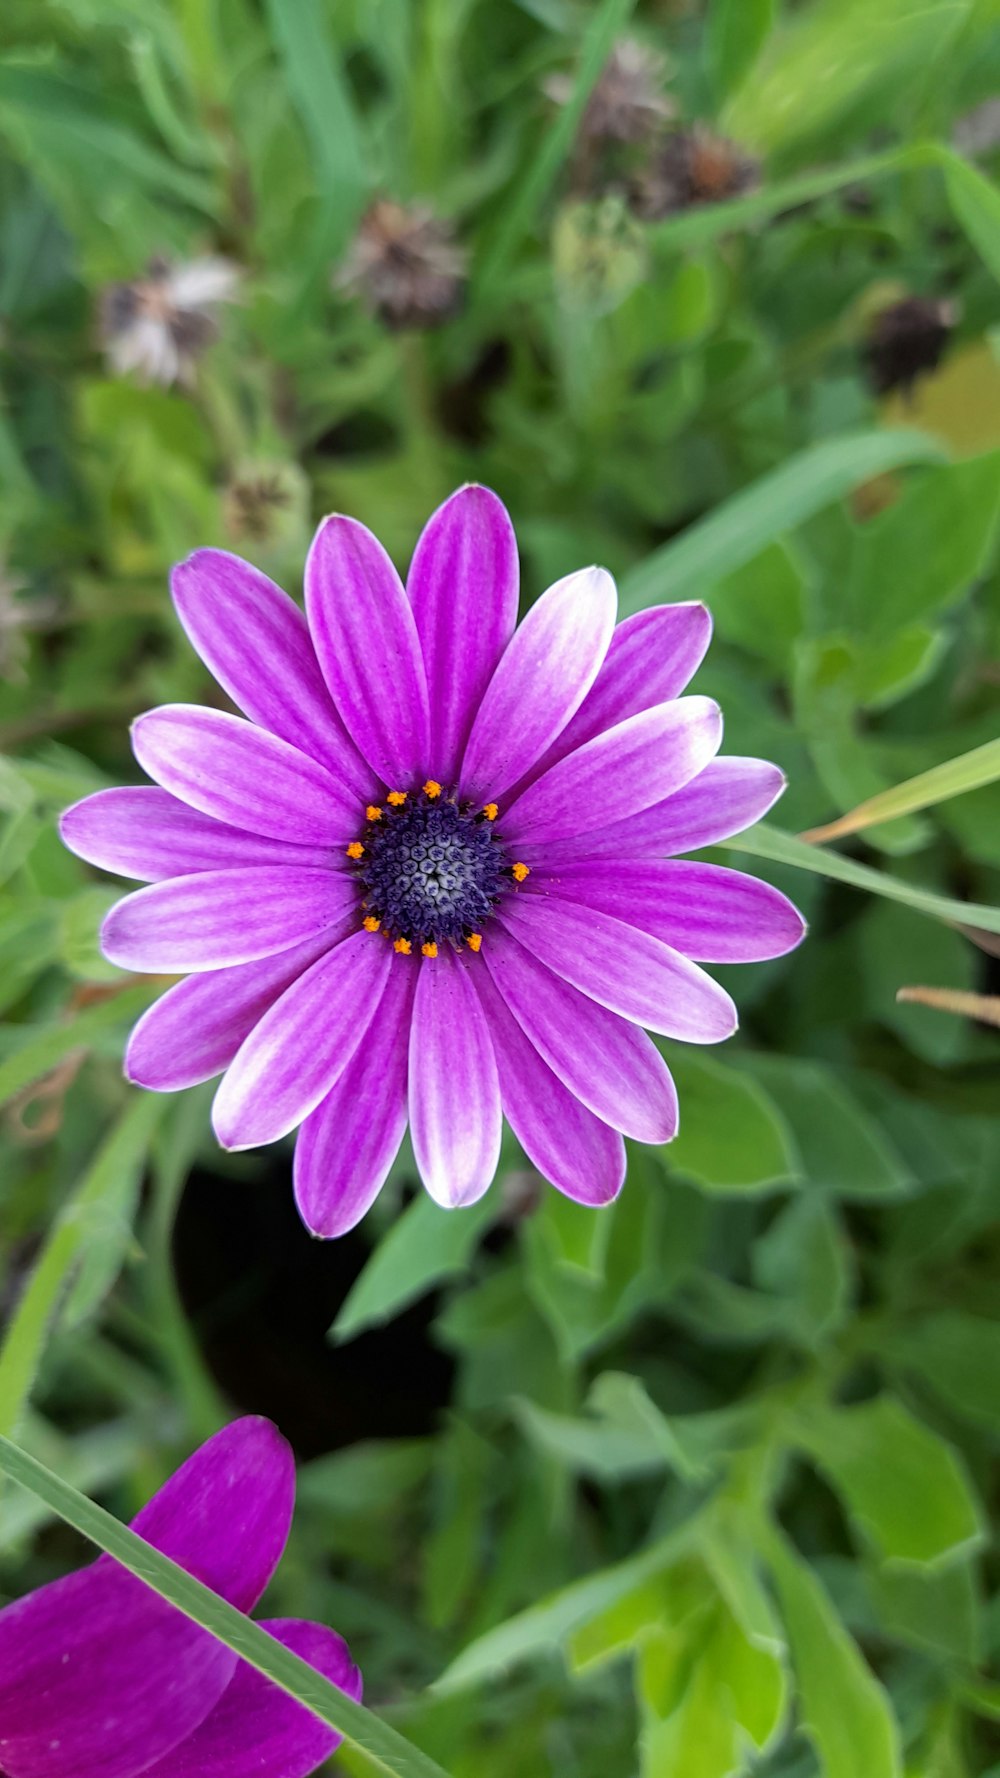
[99,255,241,387]
[336,200,466,331]
[630,125,759,220]
[863,295,958,398]
[546,38,674,148]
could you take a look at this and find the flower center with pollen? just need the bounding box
[346,784,528,957]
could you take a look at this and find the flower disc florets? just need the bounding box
[351,786,509,951]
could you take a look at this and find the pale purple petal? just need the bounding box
[507,602,712,798]
[212,930,393,1150]
[482,927,677,1143]
[0,1420,294,1778]
[500,895,737,1043]
[132,707,359,845]
[125,930,351,1090]
[305,516,430,786]
[501,697,722,845]
[409,949,501,1207]
[531,860,806,962]
[472,964,625,1206]
[459,567,617,803]
[60,788,333,883]
[102,868,355,973]
[515,755,784,866]
[142,1619,362,1778]
[294,957,415,1238]
[407,485,518,782]
[171,550,375,796]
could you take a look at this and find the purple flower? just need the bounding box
[0,1417,361,1778]
[61,486,804,1233]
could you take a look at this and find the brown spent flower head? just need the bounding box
[224,468,293,545]
[337,200,466,332]
[863,295,958,398]
[98,254,242,387]
[546,37,674,147]
[629,125,759,221]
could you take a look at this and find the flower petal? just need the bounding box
[132,706,359,845]
[294,957,415,1238]
[532,860,806,962]
[140,1619,362,1778]
[460,567,617,802]
[212,930,393,1149]
[171,550,375,796]
[407,485,518,782]
[0,1419,294,1778]
[60,788,332,883]
[501,697,722,845]
[305,515,430,785]
[126,930,351,1090]
[482,926,677,1143]
[519,756,786,866]
[471,964,624,1206]
[508,602,712,797]
[500,894,737,1043]
[102,868,355,973]
[409,949,501,1207]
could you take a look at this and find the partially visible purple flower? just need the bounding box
[99,256,241,387]
[61,486,804,1235]
[0,1418,360,1778]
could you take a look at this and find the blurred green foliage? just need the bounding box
[2,0,1000,1774]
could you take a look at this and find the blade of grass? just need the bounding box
[0,1435,454,1778]
[896,986,1000,1027]
[801,739,1000,843]
[0,980,159,1109]
[724,823,1000,936]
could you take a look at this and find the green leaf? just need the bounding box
[515,1372,710,1485]
[662,1053,800,1197]
[331,1192,496,1342]
[640,1593,787,1778]
[262,0,365,261]
[867,1558,980,1663]
[617,430,945,616]
[726,823,1000,937]
[752,1196,852,1347]
[845,453,1000,637]
[940,147,1000,286]
[736,1055,910,1200]
[0,982,159,1109]
[707,0,774,101]
[706,541,806,674]
[795,1396,985,1569]
[765,1526,902,1778]
[0,1093,164,1437]
[0,1435,453,1778]
[892,1312,1000,1431]
[803,738,1000,844]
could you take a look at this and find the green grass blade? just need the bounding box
[0,981,158,1109]
[725,823,1000,936]
[0,1434,455,1778]
[804,739,1000,843]
[618,429,946,615]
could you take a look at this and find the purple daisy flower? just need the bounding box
[60,486,804,1233]
[0,1417,360,1778]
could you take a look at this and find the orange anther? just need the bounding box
[466,933,483,953]
[512,862,530,883]
[363,915,381,933]
[394,937,412,955]
[483,803,498,822]
[423,780,442,800]
[421,941,438,958]
[366,805,382,822]
[387,790,407,806]
[346,840,364,860]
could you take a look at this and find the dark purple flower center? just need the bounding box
[354,791,508,948]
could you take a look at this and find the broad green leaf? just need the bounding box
[700,1512,786,1656]
[726,823,1000,937]
[617,430,944,615]
[795,1396,985,1569]
[867,1558,980,1663]
[641,1594,787,1778]
[753,1196,852,1347]
[515,1373,712,1485]
[892,1312,1000,1431]
[707,0,774,100]
[58,886,123,983]
[331,1192,496,1341]
[705,542,806,674]
[737,1055,910,1200]
[0,1092,164,1436]
[857,900,976,1066]
[845,453,1000,638]
[662,1054,800,1197]
[0,1435,452,1778]
[568,1569,676,1674]
[765,1526,902,1778]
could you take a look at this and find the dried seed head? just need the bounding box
[546,38,674,147]
[98,254,241,386]
[863,295,958,398]
[223,461,307,549]
[630,126,759,221]
[337,200,466,331]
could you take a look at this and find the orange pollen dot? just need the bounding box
[466,932,483,953]
[366,805,382,822]
[394,937,412,955]
[387,790,407,806]
[421,941,438,958]
[346,841,364,860]
[423,780,442,799]
[483,803,498,822]
[363,915,381,933]
[512,862,530,883]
